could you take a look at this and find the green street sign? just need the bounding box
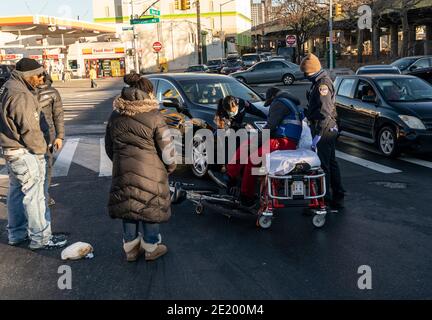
[130,18,160,25]
[149,8,160,16]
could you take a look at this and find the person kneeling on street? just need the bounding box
[225,87,304,208]
[0,58,67,250]
[105,73,176,262]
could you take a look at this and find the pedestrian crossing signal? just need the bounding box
[335,3,342,17]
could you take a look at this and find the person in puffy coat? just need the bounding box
[105,73,176,262]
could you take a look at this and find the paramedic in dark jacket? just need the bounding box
[0,58,67,250]
[38,73,64,206]
[300,53,345,209]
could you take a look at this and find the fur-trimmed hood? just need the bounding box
[113,96,160,116]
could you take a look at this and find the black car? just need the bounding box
[206,59,225,73]
[220,59,244,75]
[356,65,401,75]
[391,55,432,74]
[144,73,268,177]
[0,64,14,87]
[407,66,432,84]
[185,65,210,73]
[334,74,432,157]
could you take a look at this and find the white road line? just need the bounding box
[400,156,432,169]
[336,151,402,174]
[52,138,80,177]
[99,138,112,177]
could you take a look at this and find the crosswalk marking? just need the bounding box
[52,138,80,177]
[400,156,432,169]
[336,151,402,174]
[99,138,112,177]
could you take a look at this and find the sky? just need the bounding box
[0,0,93,22]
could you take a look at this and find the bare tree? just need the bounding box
[272,0,328,62]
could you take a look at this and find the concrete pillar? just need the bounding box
[425,24,432,55]
[390,24,399,59]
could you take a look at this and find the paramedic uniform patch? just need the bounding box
[319,84,329,96]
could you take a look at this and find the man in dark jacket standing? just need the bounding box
[0,58,67,250]
[300,53,345,209]
[38,73,64,206]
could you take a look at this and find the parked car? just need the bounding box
[391,55,432,74]
[231,60,304,86]
[0,64,14,87]
[144,73,268,177]
[407,66,432,84]
[356,65,401,75]
[259,52,272,61]
[220,59,244,75]
[185,65,210,73]
[206,59,225,73]
[334,74,432,157]
[241,53,261,68]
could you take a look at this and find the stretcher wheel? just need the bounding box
[312,214,326,228]
[257,215,272,229]
[195,203,204,215]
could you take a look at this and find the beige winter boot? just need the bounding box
[123,236,145,262]
[140,238,168,261]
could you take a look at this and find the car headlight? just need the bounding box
[399,115,426,130]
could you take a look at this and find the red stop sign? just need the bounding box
[286,35,296,47]
[153,41,163,52]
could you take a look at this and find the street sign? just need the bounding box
[130,18,160,25]
[286,35,297,47]
[153,41,163,52]
[122,26,134,31]
[149,8,160,16]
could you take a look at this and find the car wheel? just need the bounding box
[191,132,209,178]
[282,74,295,86]
[377,126,400,158]
[237,76,246,84]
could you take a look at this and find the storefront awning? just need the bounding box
[0,15,117,38]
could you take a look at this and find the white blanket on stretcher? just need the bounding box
[265,149,321,176]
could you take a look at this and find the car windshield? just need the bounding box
[243,55,258,61]
[358,69,400,75]
[376,78,432,102]
[226,60,241,67]
[178,78,262,105]
[391,58,418,71]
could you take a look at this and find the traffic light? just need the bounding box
[180,0,191,10]
[175,0,180,10]
[335,3,342,17]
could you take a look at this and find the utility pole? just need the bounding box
[329,0,334,70]
[129,0,140,72]
[196,0,202,64]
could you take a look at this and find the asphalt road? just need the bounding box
[0,78,431,300]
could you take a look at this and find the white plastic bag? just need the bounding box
[61,242,94,261]
[298,119,313,150]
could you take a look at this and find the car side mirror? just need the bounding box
[361,95,377,103]
[162,98,184,112]
[409,65,418,71]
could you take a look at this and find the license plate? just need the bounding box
[291,181,304,196]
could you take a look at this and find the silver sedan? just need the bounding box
[230,60,305,86]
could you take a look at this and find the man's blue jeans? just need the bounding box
[5,150,51,247]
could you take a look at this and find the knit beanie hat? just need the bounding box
[300,53,322,75]
[15,58,44,77]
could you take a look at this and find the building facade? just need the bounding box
[92,0,252,72]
